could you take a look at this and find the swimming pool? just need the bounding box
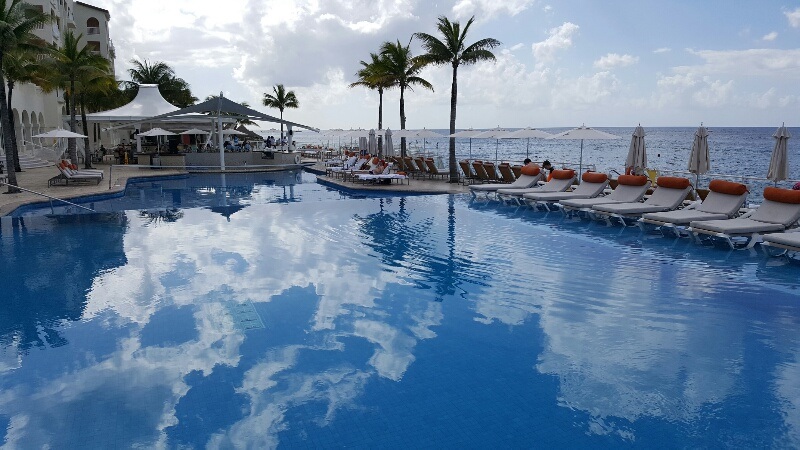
[1,172,798,448]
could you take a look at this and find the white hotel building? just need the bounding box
[1,0,114,162]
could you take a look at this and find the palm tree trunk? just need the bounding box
[80,93,92,169]
[67,78,78,164]
[0,54,21,193]
[400,85,406,157]
[7,80,21,172]
[280,110,284,147]
[378,88,384,154]
[448,64,459,183]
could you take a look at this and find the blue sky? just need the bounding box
[90,0,800,129]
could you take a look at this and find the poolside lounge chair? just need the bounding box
[469,165,543,198]
[59,160,103,176]
[558,174,649,215]
[510,165,522,179]
[472,161,490,182]
[459,160,477,184]
[424,158,449,179]
[522,172,609,210]
[590,176,693,225]
[761,230,800,255]
[414,157,428,176]
[50,163,103,186]
[483,162,499,182]
[497,169,576,205]
[640,180,748,236]
[498,163,516,183]
[689,187,800,249]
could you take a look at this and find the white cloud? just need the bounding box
[785,7,800,27]
[593,53,639,70]
[653,47,671,54]
[451,0,536,20]
[531,22,579,63]
[762,31,778,41]
[680,48,800,78]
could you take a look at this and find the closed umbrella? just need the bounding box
[359,136,368,153]
[368,129,377,155]
[687,125,710,183]
[502,127,552,159]
[767,123,791,184]
[625,124,647,175]
[547,125,621,175]
[384,128,394,157]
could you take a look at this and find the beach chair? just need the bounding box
[469,165,543,198]
[510,165,522,179]
[59,160,103,176]
[640,180,748,236]
[688,187,800,249]
[424,158,449,179]
[522,172,609,211]
[482,162,498,182]
[558,175,649,216]
[590,176,693,225]
[761,230,800,255]
[497,169,576,205]
[50,163,103,186]
[403,156,419,177]
[498,163,515,183]
[472,161,490,182]
[459,160,477,184]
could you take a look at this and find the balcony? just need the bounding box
[87,26,100,35]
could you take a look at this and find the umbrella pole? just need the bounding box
[579,139,584,175]
[469,138,472,160]
[495,139,499,165]
[526,138,530,159]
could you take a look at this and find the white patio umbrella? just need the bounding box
[767,123,791,184]
[547,125,621,175]
[368,129,377,154]
[473,128,513,164]
[412,129,443,154]
[32,128,88,139]
[179,128,208,135]
[139,127,177,153]
[502,127,552,158]
[625,124,647,175]
[687,125,710,185]
[448,129,481,160]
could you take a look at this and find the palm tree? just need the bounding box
[349,52,391,133]
[0,0,49,193]
[46,31,110,166]
[379,39,433,157]
[262,84,299,144]
[127,59,197,107]
[77,70,116,168]
[4,47,51,172]
[415,16,500,182]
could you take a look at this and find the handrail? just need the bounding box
[0,180,96,213]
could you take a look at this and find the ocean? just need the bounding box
[296,126,800,202]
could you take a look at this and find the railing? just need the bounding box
[87,27,100,35]
[0,181,95,214]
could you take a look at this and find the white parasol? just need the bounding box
[547,124,621,175]
[32,128,88,139]
[502,127,552,159]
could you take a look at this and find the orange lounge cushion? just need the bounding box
[656,176,691,189]
[582,172,608,183]
[551,169,575,180]
[520,164,540,176]
[709,179,747,196]
[617,174,649,186]
[764,186,800,204]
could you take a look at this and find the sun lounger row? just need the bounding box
[49,161,104,186]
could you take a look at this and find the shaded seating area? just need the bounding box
[688,187,800,249]
[640,180,749,236]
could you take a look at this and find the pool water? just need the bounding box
[1,172,799,448]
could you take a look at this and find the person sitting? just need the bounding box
[243,140,252,151]
[224,140,234,151]
[542,160,554,181]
